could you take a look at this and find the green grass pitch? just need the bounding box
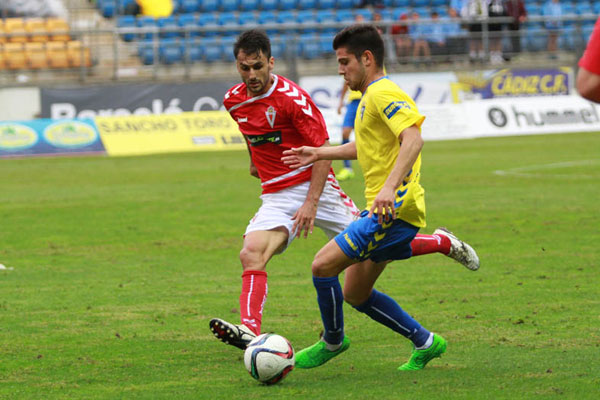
[1,132,599,399]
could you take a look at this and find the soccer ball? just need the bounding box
[243,333,295,385]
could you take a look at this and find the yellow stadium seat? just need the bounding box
[46,18,70,42]
[25,18,49,42]
[25,42,48,69]
[67,41,92,67]
[0,20,6,44]
[46,41,69,68]
[3,42,27,69]
[0,46,5,69]
[5,18,28,43]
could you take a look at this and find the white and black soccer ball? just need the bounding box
[243,333,295,385]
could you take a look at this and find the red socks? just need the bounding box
[239,270,268,336]
[410,233,451,256]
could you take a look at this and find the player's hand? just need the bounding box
[291,201,317,239]
[337,104,343,115]
[249,163,259,178]
[368,186,396,225]
[281,147,318,169]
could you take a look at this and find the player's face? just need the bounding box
[336,47,367,93]
[236,50,274,97]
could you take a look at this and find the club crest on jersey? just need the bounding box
[265,106,277,128]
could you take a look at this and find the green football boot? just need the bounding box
[295,337,351,369]
[398,334,447,371]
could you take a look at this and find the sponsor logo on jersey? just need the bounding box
[246,131,282,146]
[265,106,276,128]
[237,117,248,123]
[383,101,410,119]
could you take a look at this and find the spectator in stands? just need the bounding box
[426,12,447,58]
[542,0,562,58]
[443,6,467,58]
[391,13,412,63]
[503,0,527,61]
[125,0,173,18]
[461,0,488,62]
[410,12,432,63]
[576,16,600,103]
[487,0,507,65]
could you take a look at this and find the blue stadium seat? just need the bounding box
[337,0,355,9]
[391,0,411,7]
[238,11,259,30]
[98,0,116,18]
[299,33,321,59]
[525,3,541,16]
[218,12,240,36]
[277,10,297,33]
[270,35,285,58]
[582,24,594,44]
[297,10,316,33]
[337,9,354,23]
[260,0,279,11]
[117,15,136,42]
[180,0,200,13]
[240,0,260,11]
[158,16,178,38]
[138,39,156,64]
[575,2,593,15]
[279,0,297,10]
[430,0,446,6]
[222,36,237,61]
[137,16,157,40]
[221,0,240,12]
[200,0,219,12]
[159,38,183,64]
[411,0,430,7]
[317,0,336,9]
[319,33,335,55]
[201,37,222,62]
[258,11,278,34]
[182,38,203,62]
[198,13,219,36]
[316,10,337,34]
[296,0,316,10]
[594,2,600,14]
[178,14,199,37]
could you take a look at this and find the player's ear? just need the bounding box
[268,56,275,70]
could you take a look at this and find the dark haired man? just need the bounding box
[209,29,360,349]
[283,24,479,370]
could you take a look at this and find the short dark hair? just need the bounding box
[233,29,271,60]
[333,24,385,68]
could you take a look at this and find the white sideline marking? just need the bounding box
[493,160,600,179]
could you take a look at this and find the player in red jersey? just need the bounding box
[577,16,600,103]
[209,29,478,351]
[209,29,360,349]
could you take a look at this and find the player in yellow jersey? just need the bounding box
[282,24,479,371]
[336,82,362,181]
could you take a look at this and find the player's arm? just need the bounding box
[576,67,600,103]
[291,141,332,239]
[244,139,259,178]
[368,125,423,224]
[281,141,356,169]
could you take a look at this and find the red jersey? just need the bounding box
[224,74,330,194]
[579,17,600,75]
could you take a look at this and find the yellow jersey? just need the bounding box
[348,89,363,101]
[354,76,426,228]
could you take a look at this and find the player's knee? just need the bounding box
[239,247,265,271]
[342,288,368,307]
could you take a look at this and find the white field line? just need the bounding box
[493,160,600,179]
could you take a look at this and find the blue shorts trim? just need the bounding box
[342,99,360,128]
[334,210,419,263]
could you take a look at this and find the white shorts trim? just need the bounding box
[245,175,360,254]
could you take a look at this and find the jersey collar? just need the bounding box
[227,74,280,112]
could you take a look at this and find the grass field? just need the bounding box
[1,131,599,399]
